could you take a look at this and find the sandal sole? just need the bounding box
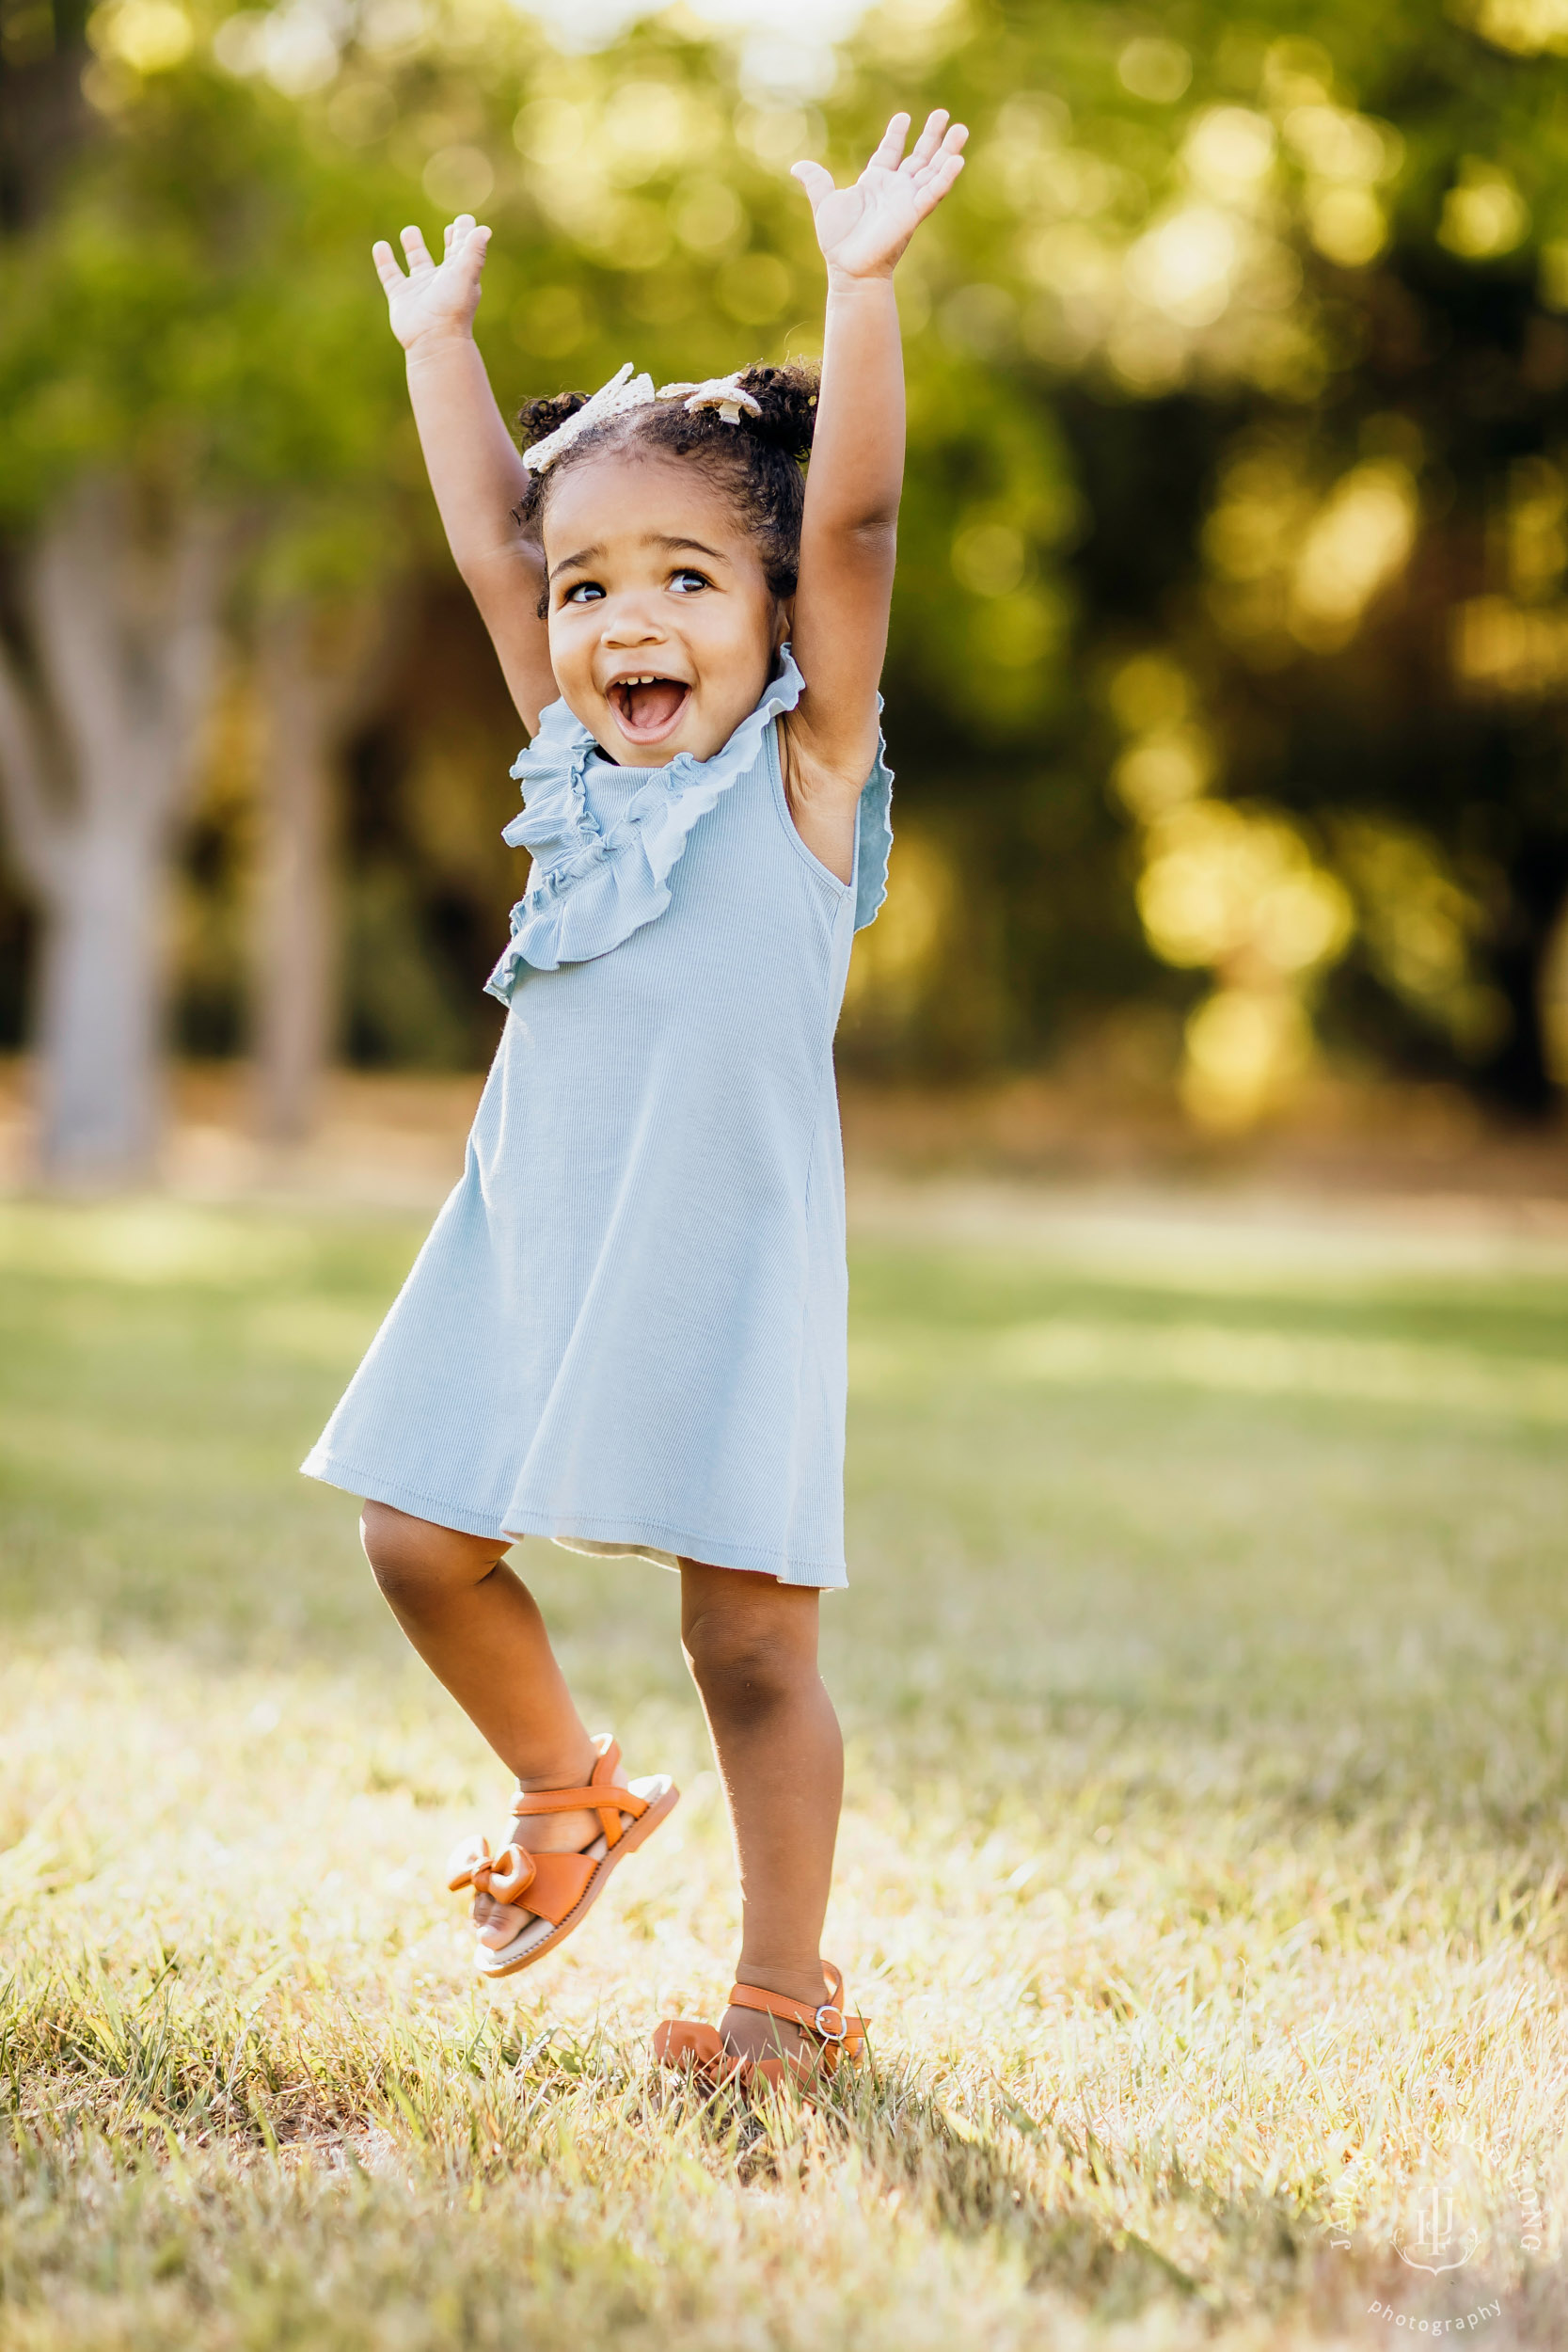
[653,2040,851,2101]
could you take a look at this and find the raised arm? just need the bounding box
[372,215,555,735]
[786,111,967,793]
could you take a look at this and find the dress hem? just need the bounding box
[299,1453,848,1589]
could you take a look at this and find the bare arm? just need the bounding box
[786,112,967,802]
[372,215,555,736]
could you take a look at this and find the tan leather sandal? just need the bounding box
[445,1732,678,1979]
[652,1962,865,2092]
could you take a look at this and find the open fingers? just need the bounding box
[400,223,436,274]
[443,214,490,275]
[866,109,911,174]
[452,220,492,278]
[371,238,406,292]
[911,146,965,217]
[905,107,950,173]
[790,157,835,210]
[911,119,967,184]
[912,123,967,197]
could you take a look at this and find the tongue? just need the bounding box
[625,680,686,732]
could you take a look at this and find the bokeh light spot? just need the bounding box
[422,147,495,215]
[1117,38,1192,104]
[1438,161,1530,260]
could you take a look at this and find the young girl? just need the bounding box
[303,107,966,2083]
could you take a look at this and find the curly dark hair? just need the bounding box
[514,363,819,611]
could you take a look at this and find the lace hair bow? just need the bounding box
[521,362,764,473]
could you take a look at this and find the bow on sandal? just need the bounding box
[652,1963,865,2092]
[445,1732,678,1979]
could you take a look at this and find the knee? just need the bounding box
[683,1608,812,1724]
[360,1502,500,1613]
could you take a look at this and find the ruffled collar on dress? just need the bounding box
[484,651,806,998]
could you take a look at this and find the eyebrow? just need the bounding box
[548,545,603,580]
[653,535,729,564]
[548,532,731,582]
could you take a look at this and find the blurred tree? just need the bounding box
[0,481,231,1175]
[0,14,412,1178]
[0,0,94,221]
[5,0,1568,1152]
[0,0,865,1167]
[831,0,1568,1117]
[251,584,404,1140]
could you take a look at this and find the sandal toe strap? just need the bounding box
[511,1848,595,1925]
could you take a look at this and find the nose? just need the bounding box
[600,595,667,647]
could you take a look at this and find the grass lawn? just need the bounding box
[3,1189,1567,2347]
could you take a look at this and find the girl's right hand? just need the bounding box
[372,215,491,351]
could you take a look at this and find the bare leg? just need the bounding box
[680,1561,844,2065]
[361,1502,620,1947]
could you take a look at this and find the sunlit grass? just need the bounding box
[3,1194,1568,2345]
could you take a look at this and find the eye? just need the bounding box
[669,568,711,595]
[562,580,605,605]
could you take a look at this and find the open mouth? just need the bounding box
[606,675,691,743]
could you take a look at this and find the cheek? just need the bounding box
[546,613,594,679]
[688,596,770,658]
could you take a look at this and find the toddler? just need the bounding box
[303,107,966,2083]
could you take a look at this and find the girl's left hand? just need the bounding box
[792,109,967,282]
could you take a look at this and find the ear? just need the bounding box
[526,529,549,621]
[773,596,795,651]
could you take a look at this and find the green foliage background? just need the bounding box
[2,0,1567,1107]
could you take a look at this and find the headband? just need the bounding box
[520,361,764,474]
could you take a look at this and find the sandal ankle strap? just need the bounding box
[727,1963,863,2050]
[510,1732,645,1849]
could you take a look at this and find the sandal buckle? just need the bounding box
[813,2002,847,2042]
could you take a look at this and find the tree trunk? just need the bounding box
[0,474,230,1185]
[1538,884,1568,1094]
[1481,818,1568,1115]
[250,594,400,1144]
[37,820,167,1174]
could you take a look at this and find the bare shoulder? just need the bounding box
[776,709,876,887]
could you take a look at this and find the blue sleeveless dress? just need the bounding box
[301,650,891,1588]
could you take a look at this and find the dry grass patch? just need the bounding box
[3,1194,1568,2345]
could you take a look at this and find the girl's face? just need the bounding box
[542,449,788,766]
